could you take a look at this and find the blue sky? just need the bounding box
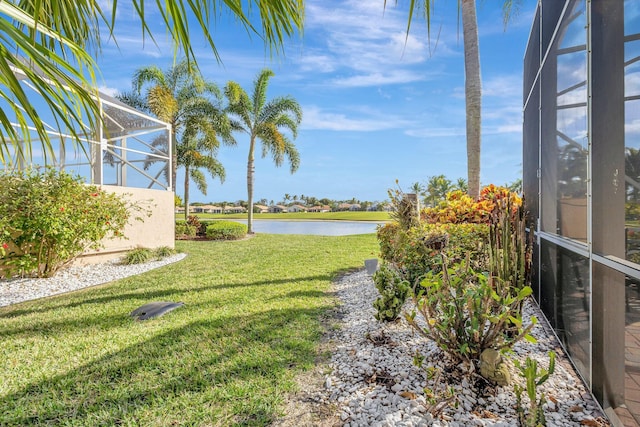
[96,0,537,204]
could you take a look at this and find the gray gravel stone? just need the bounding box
[0,253,186,307]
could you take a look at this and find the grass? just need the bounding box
[0,234,378,426]
[184,211,391,222]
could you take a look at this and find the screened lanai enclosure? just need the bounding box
[1,66,175,259]
[523,1,640,425]
[3,67,172,191]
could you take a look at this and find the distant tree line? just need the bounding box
[180,175,522,212]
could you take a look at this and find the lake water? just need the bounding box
[231,220,385,236]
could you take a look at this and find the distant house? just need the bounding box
[253,204,269,213]
[269,205,288,213]
[308,205,331,213]
[223,205,246,214]
[288,204,307,213]
[337,203,361,211]
[192,204,222,214]
[368,203,392,212]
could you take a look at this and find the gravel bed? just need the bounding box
[0,253,187,307]
[323,270,610,427]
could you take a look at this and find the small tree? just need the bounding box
[0,169,148,278]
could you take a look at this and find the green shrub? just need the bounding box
[187,215,207,236]
[0,169,146,278]
[121,246,176,265]
[154,246,176,258]
[515,351,556,427]
[122,248,154,265]
[372,265,411,321]
[205,221,247,240]
[377,221,489,286]
[405,253,536,364]
[489,195,531,296]
[387,182,420,230]
[422,184,522,224]
[175,221,197,238]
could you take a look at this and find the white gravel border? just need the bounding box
[0,253,187,307]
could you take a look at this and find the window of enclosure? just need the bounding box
[625,1,640,265]
[556,0,588,242]
[540,240,591,384]
[592,262,636,425]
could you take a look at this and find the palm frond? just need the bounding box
[15,0,105,57]
[132,65,167,94]
[0,5,99,164]
[189,168,208,194]
[252,68,275,116]
[224,81,253,130]
[253,0,304,55]
[148,86,178,122]
[115,90,150,113]
[1,1,305,166]
[283,140,300,173]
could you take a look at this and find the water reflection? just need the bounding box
[230,220,384,236]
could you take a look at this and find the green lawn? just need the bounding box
[182,211,391,221]
[0,234,379,426]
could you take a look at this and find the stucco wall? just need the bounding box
[76,186,175,265]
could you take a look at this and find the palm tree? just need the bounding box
[178,111,234,221]
[389,0,521,199]
[426,174,454,207]
[224,68,302,234]
[0,1,304,166]
[410,182,425,198]
[454,177,469,193]
[126,60,226,192]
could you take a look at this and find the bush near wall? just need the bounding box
[377,221,489,287]
[376,184,535,376]
[205,221,247,240]
[175,221,197,238]
[0,169,140,278]
[421,184,522,224]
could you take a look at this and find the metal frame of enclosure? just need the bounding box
[523,1,640,425]
[2,66,172,191]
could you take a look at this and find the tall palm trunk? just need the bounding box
[247,137,256,234]
[461,0,481,200]
[184,164,190,222]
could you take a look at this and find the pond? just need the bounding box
[230,220,386,236]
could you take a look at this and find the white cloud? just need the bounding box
[98,85,119,97]
[296,53,336,73]
[483,75,522,98]
[101,33,167,58]
[332,70,426,87]
[627,119,640,135]
[404,127,466,138]
[301,105,411,131]
[296,0,445,87]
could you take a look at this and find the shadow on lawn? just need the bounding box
[0,274,334,322]
[0,306,330,426]
[0,273,334,340]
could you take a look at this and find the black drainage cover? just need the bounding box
[130,301,184,320]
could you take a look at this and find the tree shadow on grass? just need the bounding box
[0,307,330,426]
[0,274,333,322]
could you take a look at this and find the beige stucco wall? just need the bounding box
[75,186,175,265]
